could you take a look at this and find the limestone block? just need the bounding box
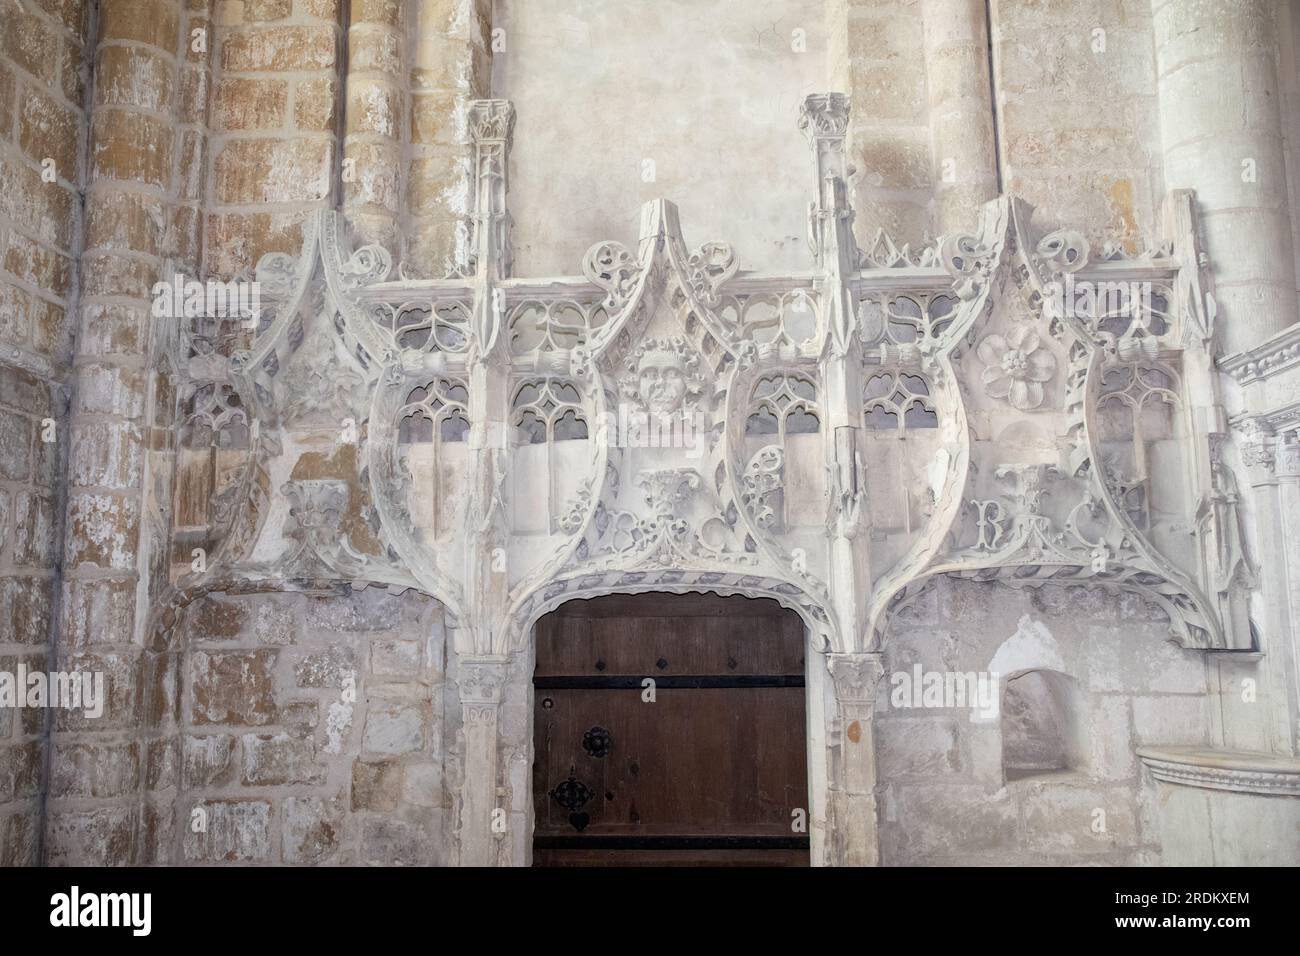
[182,734,237,787]
[182,799,272,862]
[370,638,421,680]
[241,732,325,785]
[1019,781,1138,854]
[221,25,337,72]
[0,576,52,645]
[877,715,964,778]
[362,699,427,755]
[215,77,288,130]
[46,806,135,865]
[293,77,338,131]
[351,757,402,811]
[283,795,343,863]
[189,649,279,726]
[50,740,141,798]
[95,45,174,113]
[293,644,356,688]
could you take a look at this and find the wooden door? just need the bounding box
[532,593,809,866]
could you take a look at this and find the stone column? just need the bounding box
[826,652,885,866]
[342,0,405,251]
[404,0,492,276]
[921,0,999,235]
[455,656,509,865]
[1239,424,1300,754]
[49,0,189,864]
[826,0,934,250]
[1154,0,1299,355]
[800,93,873,651]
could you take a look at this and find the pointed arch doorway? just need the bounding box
[531,592,811,866]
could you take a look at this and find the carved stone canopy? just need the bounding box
[159,94,1254,664]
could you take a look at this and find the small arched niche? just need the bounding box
[1001,669,1086,781]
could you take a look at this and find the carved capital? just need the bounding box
[1235,417,1278,484]
[827,652,885,705]
[798,92,850,140]
[467,99,515,146]
[458,657,511,706]
[1278,430,1300,480]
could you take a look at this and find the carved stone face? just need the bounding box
[637,348,687,417]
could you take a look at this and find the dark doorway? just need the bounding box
[532,592,809,866]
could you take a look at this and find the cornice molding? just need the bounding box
[1137,746,1300,796]
[1218,322,1300,385]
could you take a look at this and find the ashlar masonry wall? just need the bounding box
[877,578,1211,865]
[135,588,454,865]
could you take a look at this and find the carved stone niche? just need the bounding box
[863,196,1240,652]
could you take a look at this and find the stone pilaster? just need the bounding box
[454,656,508,866]
[826,651,885,866]
[921,0,998,235]
[800,93,872,652]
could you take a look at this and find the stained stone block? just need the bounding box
[241,732,325,786]
[360,817,437,866]
[351,758,402,811]
[45,806,135,865]
[190,649,278,726]
[283,796,343,864]
[221,25,337,72]
[1019,782,1138,854]
[182,734,237,788]
[182,799,272,862]
[294,644,356,688]
[370,638,421,680]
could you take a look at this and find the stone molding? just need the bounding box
[1138,746,1300,797]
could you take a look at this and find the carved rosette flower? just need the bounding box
[976,326,1057,410]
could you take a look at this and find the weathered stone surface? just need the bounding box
[351,758,401,811]
[241,732,325,785]
[182,735,237,788]
[362,700,426,755]
[370,638,421,680]
[293,644,355,688]
[283,796,342,863]
[182,799,272,862]
[190,649,278,726]
[7,0,1299,874]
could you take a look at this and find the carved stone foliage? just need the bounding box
[975,326,1057,411]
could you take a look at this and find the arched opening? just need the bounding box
[530,592,811,866]
[1001,669,1086,781]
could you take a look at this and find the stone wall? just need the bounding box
[495,0,825,276]
[0,0,91,867]
[130,588,453,865]
[877,578,1210,865]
